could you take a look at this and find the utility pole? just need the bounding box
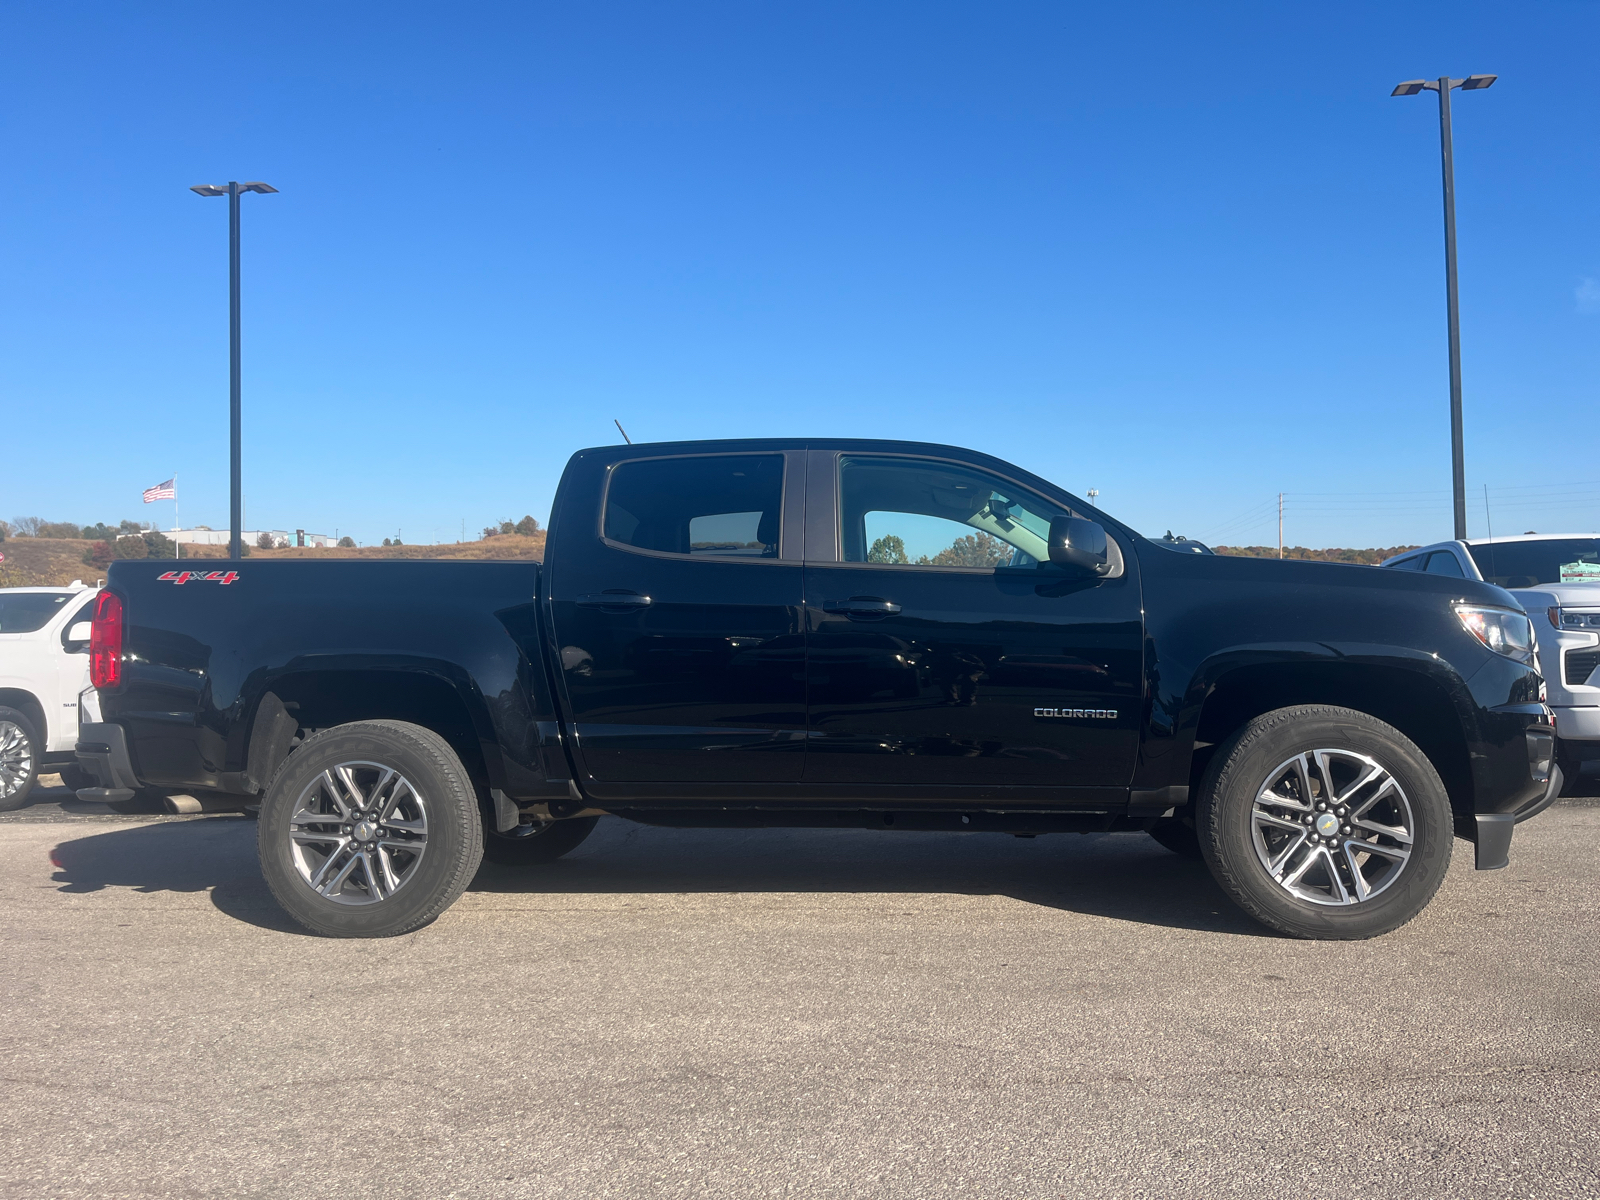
[1392,74,1496,541]
[1278,493,1284,559]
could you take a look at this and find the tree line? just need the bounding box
[481,516,541,539]
[1,517,174,569]
[1211,544,1420,565]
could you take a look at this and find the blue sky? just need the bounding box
[2,1,1597,549]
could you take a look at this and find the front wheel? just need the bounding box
[482,814,599,866]
[1197,705,1453,940]
[0,708,41,812]
[56,762,95,792]
[258,720,484,938]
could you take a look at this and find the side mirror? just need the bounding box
[1048,516,1109,576]
[65,620,92,649]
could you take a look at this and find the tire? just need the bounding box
[107,788,172,814]
[1197,704,1453,940]
[258,720,484,938]
[56,762,95,792]
[1147,816,1202,859]
[1555,740,1595,801]
[0,707,41,812]
[483,814,598,866]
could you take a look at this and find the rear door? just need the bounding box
[801,451,1143,792]
[53,595,96,751]
[545,449,808,792]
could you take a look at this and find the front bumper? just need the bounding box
[1553,705,1600,745]
[73,722,140,804]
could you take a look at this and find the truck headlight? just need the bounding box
[1456,605,1537,666]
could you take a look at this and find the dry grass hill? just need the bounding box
[0,533,546,587]
[1212,544,1418,565]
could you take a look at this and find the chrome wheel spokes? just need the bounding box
[1251,749,1414,907]
[0,722,33,798]
[288,761,428,906]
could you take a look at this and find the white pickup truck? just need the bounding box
[1382,534,1600,783]
[0,583,100,808]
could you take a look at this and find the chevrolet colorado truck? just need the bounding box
[75,439,1559,939]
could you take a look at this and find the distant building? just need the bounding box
[165,528,335,549]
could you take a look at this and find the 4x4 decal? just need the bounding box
[157,570,239,586]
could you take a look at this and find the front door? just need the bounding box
[546,450,807,789]
[803,452,1143,790]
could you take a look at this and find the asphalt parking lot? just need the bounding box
[2,778,1597,1200]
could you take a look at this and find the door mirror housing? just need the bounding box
[65,620,92,648]
[1048,516,1109,577]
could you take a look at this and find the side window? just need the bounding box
[1423,551,1465,577]
[604,455,784,559]
[838,455,1066,569]
[1389,556,1424,572]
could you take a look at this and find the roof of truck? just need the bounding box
[1462,533,1599,545]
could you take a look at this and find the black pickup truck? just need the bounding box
[75,439,1560,939]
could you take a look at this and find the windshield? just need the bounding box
[1465,539,1600,587]
[1150,536,1214,555]
[0,592,75,633]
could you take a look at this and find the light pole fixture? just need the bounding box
[1392,75,1495,541]
[191,181,278,560]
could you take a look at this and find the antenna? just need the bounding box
[614,419,632,444]
[1483,484,1496,580]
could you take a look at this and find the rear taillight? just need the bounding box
[90,591,124,688]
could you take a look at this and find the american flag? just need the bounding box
[143,478,176,503]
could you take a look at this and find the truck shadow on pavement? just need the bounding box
[44,815,1271,938]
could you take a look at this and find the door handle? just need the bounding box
[577,592,653,610]
[822,597,902,616]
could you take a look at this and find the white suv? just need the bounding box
[1381,535,1600,780]
[0,583,99,808]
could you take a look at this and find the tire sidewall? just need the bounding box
[259,721,482,937]
[1200,706,1453,939]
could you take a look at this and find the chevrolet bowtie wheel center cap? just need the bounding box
[353,821,375,842]
[1315,813,1340,838]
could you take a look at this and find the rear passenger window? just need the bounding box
[1423,552,1464,577]
[604,455,784,559]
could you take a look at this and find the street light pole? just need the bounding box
[228,182,242,561]
[1392,75,1495,541]
[191,181,278,559]
[1436,78,1467,543]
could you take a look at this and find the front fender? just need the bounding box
[1135,640,1485,795]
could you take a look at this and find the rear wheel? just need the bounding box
[258,720,483,938]
[0,708,41,812]
[1146,816,1201,859]
[1197,705,1452,940]
[107,788,172,814]
[482,814,599,866]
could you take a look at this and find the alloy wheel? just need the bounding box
[1250,749,1414,906]
[0,721,33,799]
[287,762,429,905]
